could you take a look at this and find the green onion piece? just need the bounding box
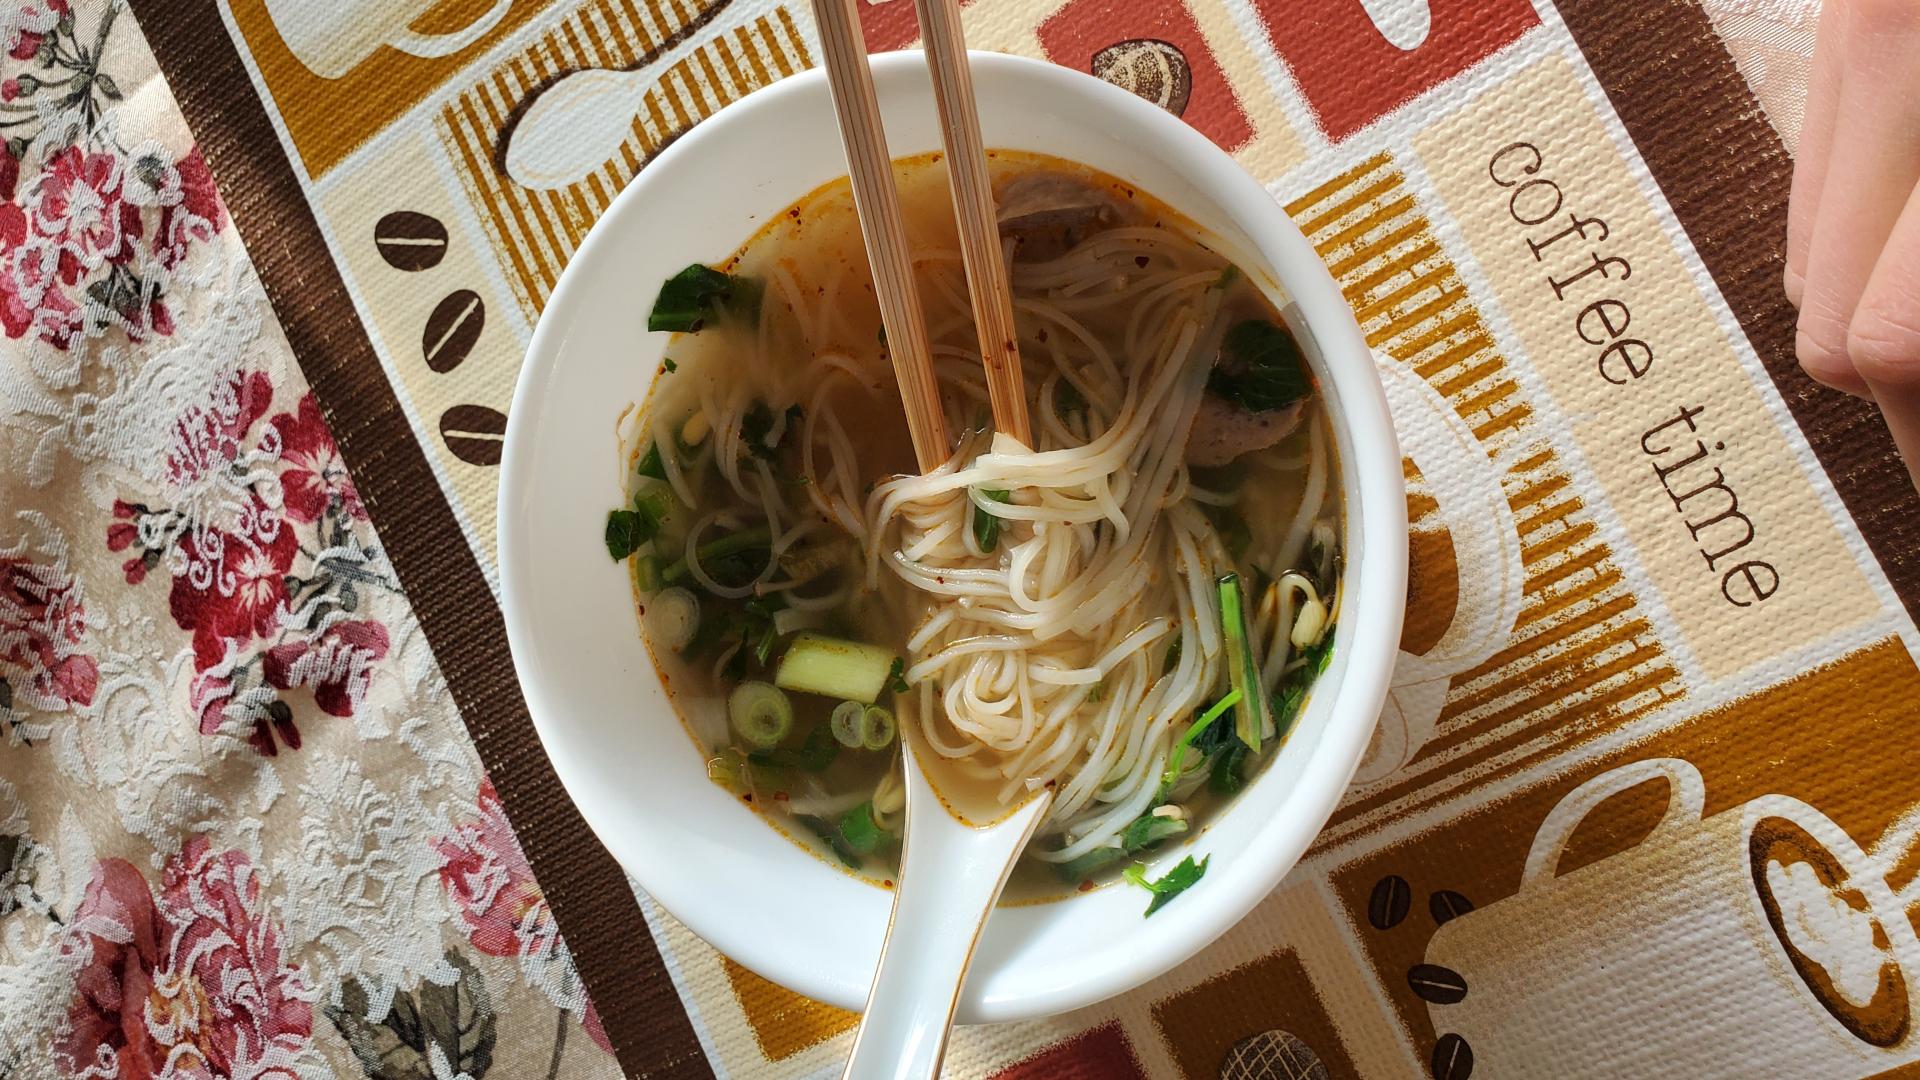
[1124,854,1209,916]
[662,526,773,586]
[633,553,662,594]
[1218,573,1268,753]
[829,700,865,749]
[1157,687,1243,800]
[646,587,700,652]
[636,441,667,480]
[774,633,896,704]
[728,680,793,749]
[860,705,896,751]
[972,488,1011,552]
[706,748,747,791]
[648,263,734,332]
[838,802,885,855]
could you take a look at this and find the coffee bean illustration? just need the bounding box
[1090,39,1193,117]
[441,403,506,466]
[1408,963,1468,1005]
[1429,889,1474,926]
[1430,1034,1473,1080]
[1368,874,1411,930]
[1220,1029,1329,1080]
[374,211,448,271]
[423,289,485,374]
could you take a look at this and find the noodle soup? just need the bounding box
[608,152,1339,906]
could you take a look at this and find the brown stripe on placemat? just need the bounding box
[129,4,714,1076]
[1556,0,1920,619]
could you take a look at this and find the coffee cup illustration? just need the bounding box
[262,0,514,80]
[1354,355,1523,784]
[1424,758,1920,1075]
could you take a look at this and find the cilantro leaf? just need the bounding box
[648,264,736,332]
[604,509,645,560]
[887,657,910,696]
[973,488,1011,551]
[662,357,678,373]
[741,402,779,461]
[1208,319,1310,413]
[1123,854,1209,916]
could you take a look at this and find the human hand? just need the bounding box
[1786,0,1920,490]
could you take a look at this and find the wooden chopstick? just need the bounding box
[913,0,1032,446]
[809,0,950,472]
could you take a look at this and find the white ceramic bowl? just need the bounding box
[500,51,1405,1022]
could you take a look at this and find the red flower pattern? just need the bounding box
[0,555,96,707]
[262,618,388,718]
[434,779,614,1054]
[167,502,296,673]
[56,838,316,1079]
[30,145,142,283]
[166,370,272,489]
[3,0,65,62]
[270,394,364,524]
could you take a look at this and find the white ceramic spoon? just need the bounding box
[842,748,1053,1080]
[505,68,652,190]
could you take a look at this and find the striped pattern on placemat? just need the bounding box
[437,0,811,319]
[1292,154,1686,851]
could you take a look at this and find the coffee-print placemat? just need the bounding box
[116,0,1920,1075]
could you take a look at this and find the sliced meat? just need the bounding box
[1185,394,1305,467]
[997,173,1122,262]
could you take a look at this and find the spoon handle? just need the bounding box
[843,753,1052,1080]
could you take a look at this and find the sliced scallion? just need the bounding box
[829,700,866,749]
[728,681,793,748]
[647,587,700,652]
[861,705,896,750]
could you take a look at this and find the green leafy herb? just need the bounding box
[973,488,1011,551]
[604,509,647,560]
[662,358,678,373]
[1056,808,1190,882]
[1054,380,1086,419]
[1209,319,1311,413]
[1215,264,1241,288]
[1086,679,1107,705]
[749,722,840,772]
[838,802,886,855]
[1124,854,1209,916]
[1157,688,1243,800]
[741,402,778,460]
[1204,505,1253,561]
[797,815,862,868]
[636,441,666,481]
[1162,634,1182,675]
[887,656,910,696]
[648,264,736,332]
[1209,740,1249,794]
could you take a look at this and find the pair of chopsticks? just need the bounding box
[809,0,1030,472]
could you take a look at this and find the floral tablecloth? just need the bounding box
[12,1,1920,1079]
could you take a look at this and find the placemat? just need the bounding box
[7,0,1919,1076]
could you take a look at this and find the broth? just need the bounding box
[612,151,1341,907]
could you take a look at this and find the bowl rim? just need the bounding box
[500,49,1407,1021]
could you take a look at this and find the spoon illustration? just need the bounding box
[505,68,654,190]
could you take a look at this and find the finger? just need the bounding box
[1850,181,1920,388]
[1864,377,1920,493]
[1785,0,1851,309]
[1795,0,1920,398]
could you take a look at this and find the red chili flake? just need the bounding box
[1036,328,1049,343]
[773,791,790,802]
[1077,879,1096,893]
[1135,256,1150,268]
[883,879,896,889]
[742,793,754,803]
[789,208,801,219]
